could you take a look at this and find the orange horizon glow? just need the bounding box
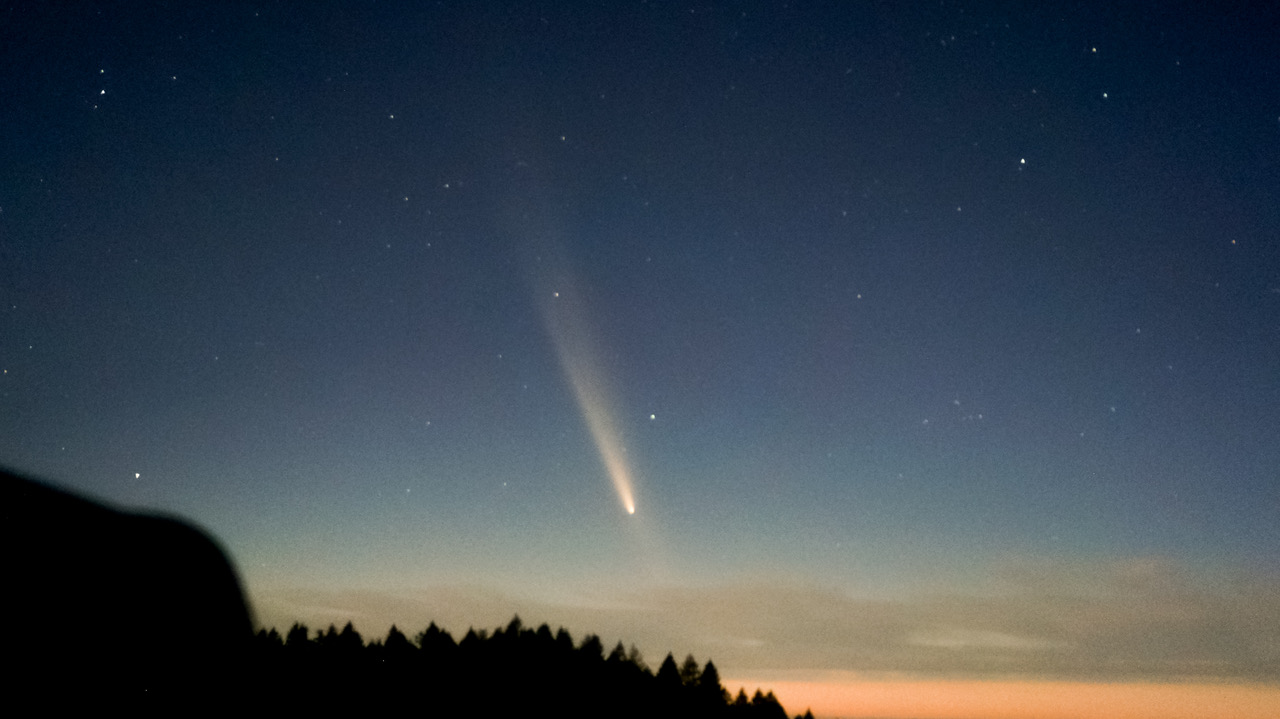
[722,676,1280,719]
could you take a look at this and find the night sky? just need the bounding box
[4,2,1279,715]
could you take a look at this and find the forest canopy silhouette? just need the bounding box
[249,614,810,718]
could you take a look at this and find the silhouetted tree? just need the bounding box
[607,640,628,663]
[250,627,285,678]
[698,660,728,701]
[554,626,575,653]
[679,653,702,686]
[656,653,681,688]
[285,622,310,648]
[415,621,456,652]
[315,623,339,651]
[579,633,605,661]
[626,644,649,673]
[255,627,282,646]
[750,689,790,719]
[459,627,481,647]
[505,614,523,636]
[338,621,363,651]
[383,624,414,657]
[242,617,792,718]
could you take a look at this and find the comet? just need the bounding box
[538,273,638,516]
[567,362,637,515]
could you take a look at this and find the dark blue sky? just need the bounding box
[3,1,1278,687]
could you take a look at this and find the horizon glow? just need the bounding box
[723,676,1280,719]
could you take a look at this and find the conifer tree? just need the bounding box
[656,652,681,688]
[338,621,363,651]
[384,625,414,657]
[697,659,728,703]
[243,618,797,718]
[607,641,628,663]
[579,633,604,661]
[626,644,648,672]
[505,615,523,636]
[285,622,309,648]
[554,627,575,653]
[679,653,702,686]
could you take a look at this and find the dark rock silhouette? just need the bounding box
[1,467,252,707]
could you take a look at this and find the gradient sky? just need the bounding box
[3,2,1278,716]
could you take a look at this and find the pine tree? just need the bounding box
[338,621,363,652]
[679,653,701,686]
[504,614,523,636]
[285,622,309,648]
[607,641,628,663]
[626,644,649,673]
[697,659,728,703]
[383,624,414,658]
[656,652,681,688]
[579,633,605,661]
[555,627,575,653]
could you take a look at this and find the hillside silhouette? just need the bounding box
[3,467,252,708]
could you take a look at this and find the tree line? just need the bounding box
[247,615,814,718]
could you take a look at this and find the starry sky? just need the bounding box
[3,2,1279,715]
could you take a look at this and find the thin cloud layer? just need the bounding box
[253,557,1280,682]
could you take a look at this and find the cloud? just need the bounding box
[906,628,1065,651]
[249,556,1280,682]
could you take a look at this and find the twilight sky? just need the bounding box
[3,2,1278,716]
